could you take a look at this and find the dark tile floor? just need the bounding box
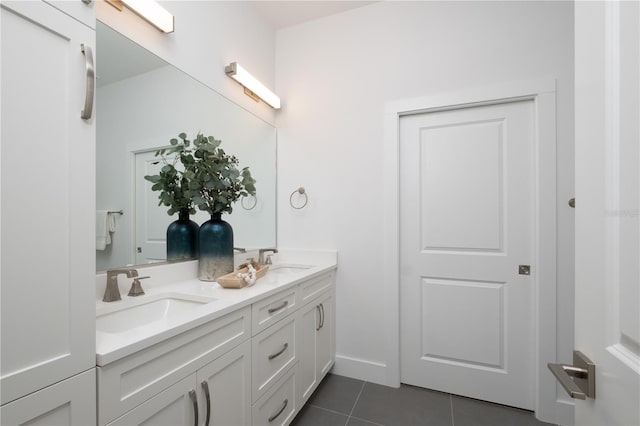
[291,374,556,426]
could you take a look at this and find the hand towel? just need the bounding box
[96,210,116,250]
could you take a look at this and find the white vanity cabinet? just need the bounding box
[0,0,96,422]
[98,307,252,426]
[98,269,336,426]
[107,342,252,426]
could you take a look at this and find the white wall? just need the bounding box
[275,0,574,402]
[96,0,277,126]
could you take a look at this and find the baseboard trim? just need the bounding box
[332,354,392,387]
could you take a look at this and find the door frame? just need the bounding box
[382,79,564,423]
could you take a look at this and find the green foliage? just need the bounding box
[144,132,256,216]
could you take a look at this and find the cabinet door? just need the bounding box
[315,291,335,377]
[297,291,335,405]
[107,374,197,426]
[197,341,252,426]
[0,369,96,426]
[297,299,321,403]
[0,1,96,405]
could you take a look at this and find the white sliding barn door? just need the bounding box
[400,100,535,409]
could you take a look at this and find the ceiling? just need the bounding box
[247,1,376,30]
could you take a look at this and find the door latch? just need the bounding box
[548,350,595,400]
[519,265,530,275]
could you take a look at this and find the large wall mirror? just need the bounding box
[96,22,277,271]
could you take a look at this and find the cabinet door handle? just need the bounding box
[201,381,211,426]
[268,300,288,314]
[316,305,322,331]
[319,303,325,329]
[80,44,94,119]
[268,398,288,423]
[188,389,199,426]
[268,342,289,360]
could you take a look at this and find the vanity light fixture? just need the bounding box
[225,62,281,109]
[106,0,174,33]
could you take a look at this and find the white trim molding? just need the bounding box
[333,355,388,385]
[382,78,567,425]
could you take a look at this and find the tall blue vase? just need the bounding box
[166,208,199,261]
[198,213,234,281]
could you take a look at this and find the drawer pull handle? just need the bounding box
[189,389,198,426]
[268,343,289,360]
[268,300,288,314]
[319,303,325,329]
[201,381,211,426]
[316,305,322,331]
[268,398,289,423]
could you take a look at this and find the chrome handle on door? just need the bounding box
[319,303,325,329]
[268,398,288,423]
[268,300,288,314]
[268,343,288,360]
[201,381,211,426]
[80,44,94,119]
[188,389,199,426]
[548,350,595,400]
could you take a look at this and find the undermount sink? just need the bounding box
[97,294,216,334]
[268,264,312,275]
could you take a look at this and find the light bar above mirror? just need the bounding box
[225,62,281,109]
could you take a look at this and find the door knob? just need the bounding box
[548,350,595,399]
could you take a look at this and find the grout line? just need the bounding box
[306,404,351,418]
[450,394,455,426]
[348,381,367,417]
[345,381,367,425]
[349,414,385,426]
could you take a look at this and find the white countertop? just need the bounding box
[95,249,337,366]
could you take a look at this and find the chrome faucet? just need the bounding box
[103,268,138,302]
[258,248,278,264]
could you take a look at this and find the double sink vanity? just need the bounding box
[95,250,337,426]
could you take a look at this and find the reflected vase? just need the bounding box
[198,213,233,281]
[166,208,199,261]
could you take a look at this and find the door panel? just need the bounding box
[419,119,504,252]
[400,100,535,409]
[574,1,640,424]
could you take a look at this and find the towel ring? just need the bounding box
[290,187,308,210]
[241,194,257,210]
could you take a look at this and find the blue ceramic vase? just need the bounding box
[198,213,233,281]
[166,208,199,261]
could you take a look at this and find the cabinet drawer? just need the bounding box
[252,287,298,336]
[106,374,196,426]
[252,366,297,426]
[97,306,250,426]
[252,314,297,403]
[299,272,334,305]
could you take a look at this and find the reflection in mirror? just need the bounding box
[96,22,276,271]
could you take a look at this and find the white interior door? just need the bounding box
[135,150,173,264]
[573,1,640,424]
[134,150,210,264]
[400,100,535,409]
